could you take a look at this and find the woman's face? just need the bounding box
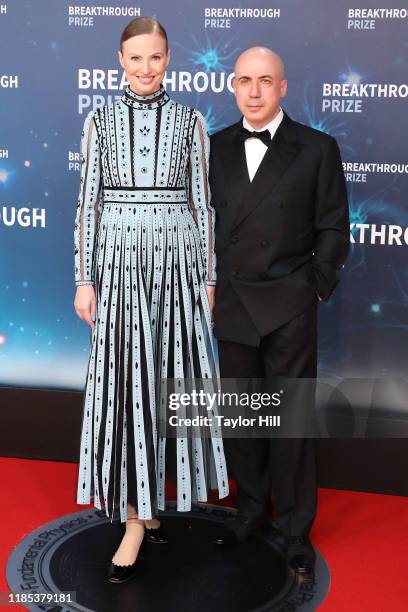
[118,32,170,95]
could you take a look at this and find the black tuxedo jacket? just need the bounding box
[209,111,350,346]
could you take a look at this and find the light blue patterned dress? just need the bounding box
[74,84,229,522]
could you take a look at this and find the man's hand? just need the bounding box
[74,285,97,329]
[206,285,216,323]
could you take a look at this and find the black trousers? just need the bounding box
[218,302,318,537]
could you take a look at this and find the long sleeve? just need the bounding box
[74,110,103,287]
[187,111,217,285]
[311,136,350,300]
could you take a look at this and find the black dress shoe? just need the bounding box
[107,538,146,583]
[285,536,316,574]
[213,516,258,546]
[145,525,168,544]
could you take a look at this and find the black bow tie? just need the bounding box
[239,127,271,145]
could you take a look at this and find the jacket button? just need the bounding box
[260,240,268,247]
[277,202,284,208]
[231,270,237,277]
[261,273,269,280]
[230,236,238,244]
[221,200,227,207]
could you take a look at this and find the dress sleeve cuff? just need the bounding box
[206,280,217,286]
[76,280,94,287]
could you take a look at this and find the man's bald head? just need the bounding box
[232,46,287,130]
[235,47,285,80]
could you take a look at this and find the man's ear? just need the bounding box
[281,79,288,98]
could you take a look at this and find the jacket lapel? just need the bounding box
[231,112,303,231]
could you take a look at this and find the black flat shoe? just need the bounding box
[107,538,146,583]
[144,525,168,544]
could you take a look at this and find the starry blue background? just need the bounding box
[0,0,407,390]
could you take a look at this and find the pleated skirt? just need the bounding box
[76,197,229,522]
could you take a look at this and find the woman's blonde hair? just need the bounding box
[120,17,168,52]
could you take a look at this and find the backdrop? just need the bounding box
[1,0,407,392]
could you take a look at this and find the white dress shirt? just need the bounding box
[243,107,284,181]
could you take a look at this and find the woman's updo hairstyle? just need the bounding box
[120,17,168,52]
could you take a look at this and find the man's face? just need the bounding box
[233,51,287,129]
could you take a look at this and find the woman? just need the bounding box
[73,17,228,582]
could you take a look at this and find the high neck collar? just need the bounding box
[121,83,170,110]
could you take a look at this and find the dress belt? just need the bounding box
[103,186,188,204]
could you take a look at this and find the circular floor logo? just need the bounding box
[6,504,330,611]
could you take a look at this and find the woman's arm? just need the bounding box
[74,110,103,287]
[187,110,217,286]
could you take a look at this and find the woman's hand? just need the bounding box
[74,285,97,330]
[206,284,216,324]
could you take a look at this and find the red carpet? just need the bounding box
[1,457,407,610]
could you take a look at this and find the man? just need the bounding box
[209,47,350,573]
